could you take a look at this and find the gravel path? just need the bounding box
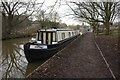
[27,32,113,78]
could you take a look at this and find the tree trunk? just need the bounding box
[96,25,99,35]
[7,15,13,36]
[104,22,110,35]
[93,26,96,33]
[118,23,120,49]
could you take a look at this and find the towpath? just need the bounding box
[27,32,114,79]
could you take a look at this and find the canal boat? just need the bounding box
[24,29,81,62]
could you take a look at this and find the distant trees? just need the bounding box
[48,12,60,27]
[68,2,120,35]
[36,10,61,29]
[36,10,47,29]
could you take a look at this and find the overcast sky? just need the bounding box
[34,0,81,26]
[35,0,120,25]
[3,0,120,25]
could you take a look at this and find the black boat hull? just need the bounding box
[24,35,79,63]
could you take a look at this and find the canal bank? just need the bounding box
[27,32,114,78]
[2,33,36,40]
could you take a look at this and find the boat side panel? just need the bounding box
[24,35,79,62]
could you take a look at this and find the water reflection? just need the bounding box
[1,38,46,78]
[0,40,2,79]
[2,38,29,78]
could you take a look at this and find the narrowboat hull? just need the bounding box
[24,35,79,63]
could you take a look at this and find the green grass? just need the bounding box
[110,29,118,35]
[94,29,120,37]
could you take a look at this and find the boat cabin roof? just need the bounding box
[37,29,74,32]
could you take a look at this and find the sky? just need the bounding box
[35,0,120,25]
[2,0,120,25]
[0,0,81,25]
[34,0,81,26]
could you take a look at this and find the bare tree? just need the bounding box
[48,11,60,28]
[1,0,44,35]
[36,10,48,29]
[36,10,61,29]
[49,11,60,22]
[67,1,119,35]
[35,0,61,29]
[117,3,120,49]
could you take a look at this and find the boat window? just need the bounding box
[62,33,65,39]
[53,32,56,41]
[43,32,46,44]
[48,33,51,44]
[69,32,71,37]
[36,33,38,40]
[74,32,76,35]
[72,32,74,36]
[38,32,41,40]
[37,32,41,41]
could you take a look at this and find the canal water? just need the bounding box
[1,38,47,78]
